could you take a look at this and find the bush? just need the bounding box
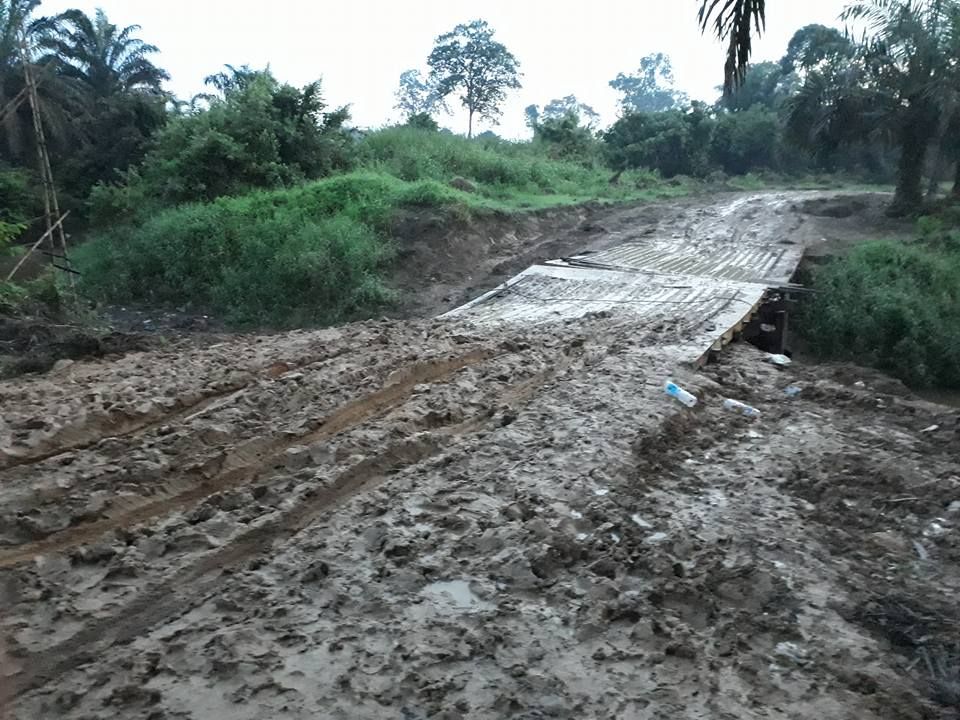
[802,227,960,389]
[89,71,354,222]
[357,126,616,198]
[710,107,782,175]
[604,107,714,178]
[75,173,405,326]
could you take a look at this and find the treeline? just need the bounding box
[5,0,960,242]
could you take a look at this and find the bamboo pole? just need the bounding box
[19,38,70,273]
[5,212,69,281]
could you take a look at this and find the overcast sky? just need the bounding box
[39,0,851,138]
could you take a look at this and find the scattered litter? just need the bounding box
[774,642,809,664]
[920,425,940,434]
[644,532,669,545]
[594,488,610,497]
[854,381,866,388]
[723,398,761,418]
[664,380,698,408]
[610,533,621,544]
[913,541,930,561]
[947,501,960,515]
[784,386,802,398]
[570,510,583,520]
[760,323,776,333]
[924,521,950,539]
[575,533,590,542]
[766,354,792,367]
[631,514,653,529]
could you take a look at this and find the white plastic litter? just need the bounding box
[723,398,761,418]
[664,381,698,407]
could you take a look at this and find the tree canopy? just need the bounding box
[610,53,688,113]
[427,19,521,138]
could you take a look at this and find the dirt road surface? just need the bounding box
[2,192,959,719]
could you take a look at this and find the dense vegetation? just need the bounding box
[76,130,675,324]
[802,212,960,389]
[2,0,960,384]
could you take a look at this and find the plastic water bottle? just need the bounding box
[664,381,698,407]
[723,398,761,418]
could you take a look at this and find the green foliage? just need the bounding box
[356,127,645,203]
[90,70,353,219]
[0,165,36,223]
[52,8,169,97]
[711,106,781,174]
[526,96,600,129]
[610,53,687,113]
[722,61,795,111]
[76,174,401,326]
[604,106,714,177]
[803,222,960,389]
[427,19,521,137]
[530,113,601,164]
[394,69,446,119]
[699,0,767,95]
[780,23,854,74]
[405,112,439,131]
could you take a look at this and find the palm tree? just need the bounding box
[699,0,766,95]
[842,0,956,213]
[0,0,71,160]
[53,8,168,97]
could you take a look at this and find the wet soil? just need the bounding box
[2,191,957,720]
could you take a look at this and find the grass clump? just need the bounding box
[802,214,960,389]
[76,174,406,326]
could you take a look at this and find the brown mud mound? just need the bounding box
[0,315,153,379]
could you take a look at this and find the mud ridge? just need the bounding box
[12,344,569,696]
[0,348,497,568]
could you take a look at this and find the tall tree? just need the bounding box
[843,0,955,214]
[394,68,446,120]
[699,0,766,95]
[53,8,168,97]
[780,23,855,75]
[610,53,688,113]
[427,19,521,138]
[720,60,792,111]
[531,95,600,127]
[0,0,71,160]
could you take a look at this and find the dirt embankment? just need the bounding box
[2,191,957,720]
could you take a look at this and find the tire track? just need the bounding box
[0,348,496,568]
[12,340,582,697]
[0,347,357,473]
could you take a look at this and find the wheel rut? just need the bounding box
[0,348,497,568]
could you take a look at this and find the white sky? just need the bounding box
[39,0,850,138]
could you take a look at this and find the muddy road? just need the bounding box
[2,192,958,719]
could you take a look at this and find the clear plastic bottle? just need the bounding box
[723,398,761,418]
[664,381,698,408]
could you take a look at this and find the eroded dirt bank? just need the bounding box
[1,192,956,719]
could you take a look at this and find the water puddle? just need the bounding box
[418,580,494,616]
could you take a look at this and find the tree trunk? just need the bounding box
[467,109,474,139]
[888,120,930,217]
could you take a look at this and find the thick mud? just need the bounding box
[2,192,957,720]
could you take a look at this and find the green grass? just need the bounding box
[801,216,960,389]
[76,128,696,326]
